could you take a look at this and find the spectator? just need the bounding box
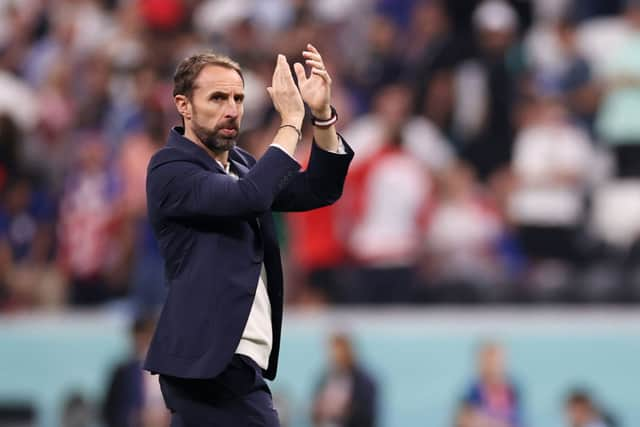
[453,401,511,427]
[285,130,351,305]
[565,389,613,427]
[462,341,523,427]
[344,13,405,112]
[420,162,510,302]
[30,60,76,191]
[60,391,95,427]
[312,333,378,427]
[524,12,601,135]
[57,136,125,306]
[0,174,62,311]
[454,0,525,181]
[509,94,593,268]
[117,103,167,311]
[1,0,640,308]
[553,16,600,133]
[453,402,478,427]
[596,0,640,177]
[102,313,169,427]
[75,52,114,132]
[342,85,433,303]
[405,0,465,120]
[0,66,38,133]
[342,82,453,174]
[0,176,51,262]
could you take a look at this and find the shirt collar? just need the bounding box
[215,159,231,175]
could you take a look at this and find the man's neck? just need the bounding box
[183,126,230,166]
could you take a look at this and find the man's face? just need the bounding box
[179,65,245,152]
[479,345,506,385]
[566,402,590,427]
[330,337,353,371]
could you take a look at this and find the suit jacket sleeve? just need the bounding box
[148,146,301,219]
[271,137,354,212]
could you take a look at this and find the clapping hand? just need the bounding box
[294,44,332,119]
[267,54,305,128]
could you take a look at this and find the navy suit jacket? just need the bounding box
[144,127,353,380]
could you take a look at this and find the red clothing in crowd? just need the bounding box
[286,144,346,272]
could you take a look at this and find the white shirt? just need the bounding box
[509,122,592,226]
[348,150,430,266]
[215,157,273,370]
[235,265,273,370]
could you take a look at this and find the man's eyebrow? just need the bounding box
[207,91,245,99]
[208,91,230,98]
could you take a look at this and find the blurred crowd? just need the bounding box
[96,327,621,427]
[3,0,640,312]
[453,341,617,427]
[0,319,615,427]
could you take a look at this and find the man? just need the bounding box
[103,313,169,427]
[462,341,523,427]
[144,45,353,426]
[311,333,377,427]
[565,390,613,427]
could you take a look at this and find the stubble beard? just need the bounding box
[191,112,239,154]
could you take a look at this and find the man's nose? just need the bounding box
[224,100,239,118]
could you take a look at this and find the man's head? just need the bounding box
[373,83,412,138]
[173,53,245,153]
[473,0,518,56]
[329,333,356,372]
[565,389,599,427]
[477,341,507,385]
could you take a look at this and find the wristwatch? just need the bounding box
[310,106,338,129]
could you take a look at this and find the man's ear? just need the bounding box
[175,95,192,121]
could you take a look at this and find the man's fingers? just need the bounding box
[306,43,320,54]
[294,62,307,84]
[274,54,290,80]
[272,53,301,103]
[275,54,293,83]
[274,55,288,89]
[305,59,325,70]
[302,50,322,61]
[311,68,332,84]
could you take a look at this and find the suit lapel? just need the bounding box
[229,158,249,178]
[229,151,263,236]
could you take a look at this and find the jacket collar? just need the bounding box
[168,126,247,174]
[230,157,249,177]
